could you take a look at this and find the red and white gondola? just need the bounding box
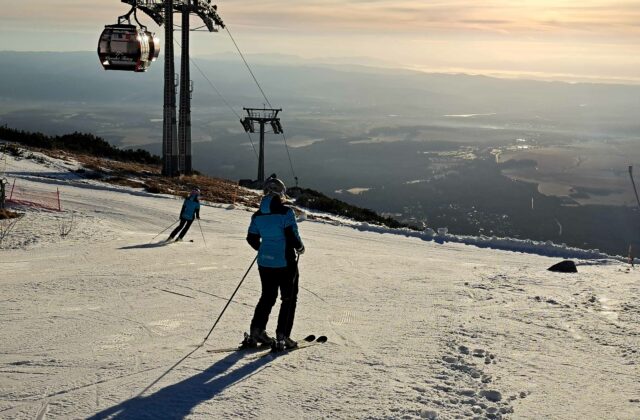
[98,24,160,72]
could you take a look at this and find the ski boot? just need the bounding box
[240,332,258,349]
[272,333,298,352]
[241,328,274,349]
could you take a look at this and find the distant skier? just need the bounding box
[244,176,305,351]
[168,188,201,242]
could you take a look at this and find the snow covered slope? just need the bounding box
[1,152,639,419]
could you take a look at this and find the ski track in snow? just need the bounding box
[1,152,639,419]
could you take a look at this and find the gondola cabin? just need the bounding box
[98,24,160,72]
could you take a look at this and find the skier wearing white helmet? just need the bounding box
[244,175,305,351]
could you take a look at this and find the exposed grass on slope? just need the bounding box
[66,154,260,208]
[0,209,20,220]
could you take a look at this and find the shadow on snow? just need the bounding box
[88,351,273,419]
[118,242,171,250]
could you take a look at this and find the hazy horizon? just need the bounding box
[1,48,638,88]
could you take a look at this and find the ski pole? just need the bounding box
[628,166,639,267]
[202,255,258,343]
[150,219,179,242]
[197,218,207,248]
[630,166,640,209]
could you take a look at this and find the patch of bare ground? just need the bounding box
[47,150,260,207]
[0,209,21,220]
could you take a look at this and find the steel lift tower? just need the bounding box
[240,108,284,184]
[120,0,224,176]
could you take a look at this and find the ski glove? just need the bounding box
[296,246,305,255]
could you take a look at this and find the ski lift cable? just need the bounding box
[630,166,640,209]
[223,26,298,181]
[244,133,259,160]
[224,26,273,108]
[175,39,259,160]
[282,132,297,181]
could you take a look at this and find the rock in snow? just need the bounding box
[548,260,578,273]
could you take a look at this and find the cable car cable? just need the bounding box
[282,132,297,181]
[223,26,298,181]
[188,54,259,160]
[174,39,259,160]
[224,27,273,108]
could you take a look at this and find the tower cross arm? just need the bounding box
[120,0,224,30]
[243,108,282,120]
[121,0,165,26]
[195,8,225,31]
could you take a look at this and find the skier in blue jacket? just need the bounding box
[168,188,201,242]
[243,176,305,351]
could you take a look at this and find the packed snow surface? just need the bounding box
[1,152,639,419]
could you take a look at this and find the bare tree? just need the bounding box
[59,214,76,238]
[0,215,21,246]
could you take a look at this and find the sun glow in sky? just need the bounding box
[1,0,638,83]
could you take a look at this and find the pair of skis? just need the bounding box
[206,334,327,356]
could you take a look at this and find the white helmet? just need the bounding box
[263,176,286,197]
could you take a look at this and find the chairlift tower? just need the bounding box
[118,0,224,176]
[240,108,283,184]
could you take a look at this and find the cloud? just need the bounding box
[220,0,640,36]
[2,1,638,37]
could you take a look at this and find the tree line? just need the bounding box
[0,125,160,164]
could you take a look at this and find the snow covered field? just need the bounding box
[1,152,639,419]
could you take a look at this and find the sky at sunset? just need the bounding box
[1,0,639,83]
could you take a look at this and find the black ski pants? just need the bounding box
[169,218,194,240]
[250,264,299,338]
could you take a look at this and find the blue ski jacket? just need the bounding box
[247,195,304,268]
[180,195,201,221]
